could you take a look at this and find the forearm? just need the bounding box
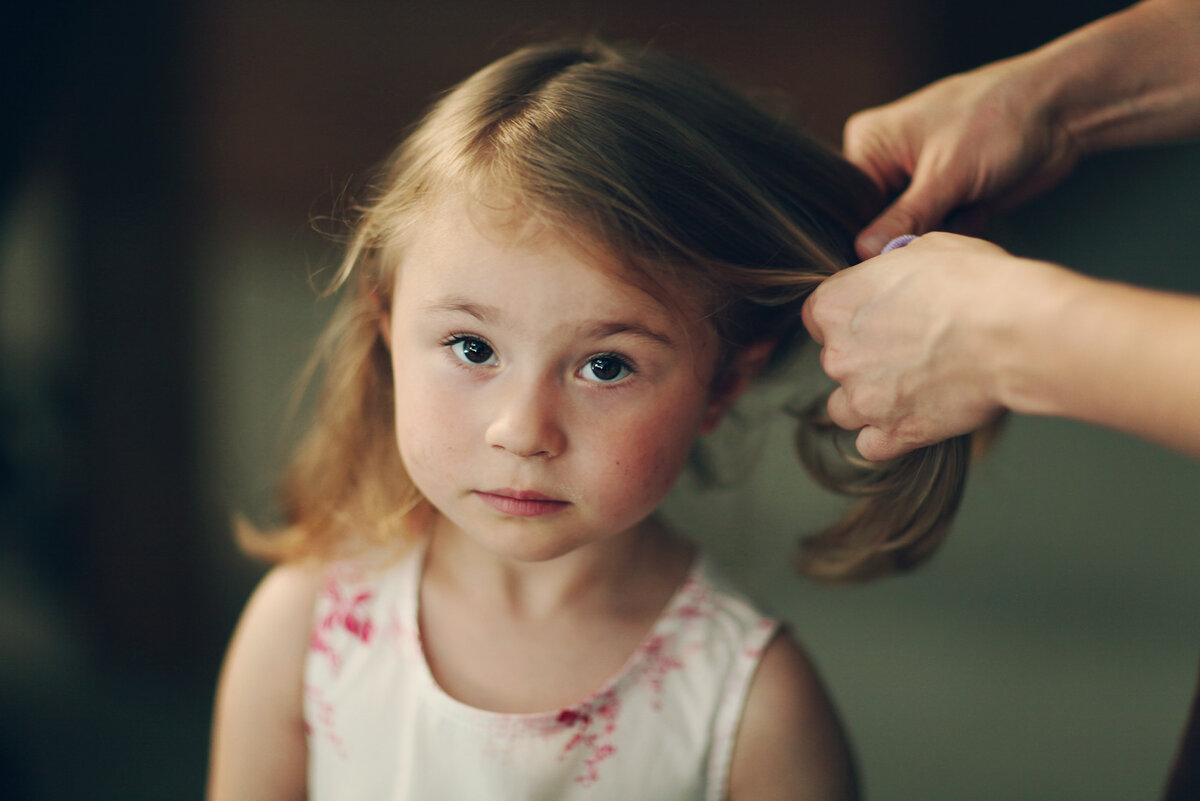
[998,263,1200,457]
[1025,0,1200,154]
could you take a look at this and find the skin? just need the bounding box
[819,5,1200,794]
[207,564,317,801]
[208,191,857,800]
[803,0,1200,459]
[386,192,729,578]
[804,232,1200,461]
[846,0,1200,259]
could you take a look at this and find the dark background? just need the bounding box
[3,1,1198,799]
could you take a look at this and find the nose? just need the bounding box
[485,373,566,458]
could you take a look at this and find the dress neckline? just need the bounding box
[405,538,708,726]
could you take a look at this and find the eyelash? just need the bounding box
[439,335,638,384]
[442,334,498,367]
[580,352,636,384]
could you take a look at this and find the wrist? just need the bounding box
[1029,0,1200,155]
[989,259,1097,419]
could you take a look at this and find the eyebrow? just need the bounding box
[423,298,677,348]
[582,321,676,348]
[422,299,499,321]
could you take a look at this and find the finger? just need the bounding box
[842,110,912,195]
[855,426,914,462]
[855,174,964,259]
[800,292,825,345]
[824,385,867,432]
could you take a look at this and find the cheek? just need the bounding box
[391,368,470,480]
[587,402,702,503]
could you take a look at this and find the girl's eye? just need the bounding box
[582,354,633,383]
[448,336,497,366]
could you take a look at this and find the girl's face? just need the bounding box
[384,193,738,563]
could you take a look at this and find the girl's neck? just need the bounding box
[422,514,693,622]
[416,513,696,713]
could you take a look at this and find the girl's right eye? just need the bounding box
[447,336,497,366]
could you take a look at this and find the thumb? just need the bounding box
[855,177,962,259]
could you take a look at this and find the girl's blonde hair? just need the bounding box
[244,39,974,581]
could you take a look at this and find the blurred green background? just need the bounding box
[3,1,1198,798]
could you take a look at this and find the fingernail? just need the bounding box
[858,230,891,257]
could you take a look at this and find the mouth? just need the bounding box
[474,489,570,518]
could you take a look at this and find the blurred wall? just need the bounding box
[3,1,1198,799]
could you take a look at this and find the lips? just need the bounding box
[475,489,570,518]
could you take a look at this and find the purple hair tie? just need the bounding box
[881,234,918,253]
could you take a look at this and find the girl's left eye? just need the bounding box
[582,354,633,383]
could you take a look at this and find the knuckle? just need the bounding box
[920,230,955,246]
[843,111,886,159]
[843,383,892,426]
[843,107,880,138]
[824,389,854,429]
[818,345,846,381]
[800,295,823,340]
[804,281,847,334]
[842,110,864,135]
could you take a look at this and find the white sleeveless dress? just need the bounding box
[305,542,778,800]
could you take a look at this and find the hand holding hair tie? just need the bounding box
[829,2,1200,793]
[802,232,1017,461]
[843,46,1083,259]
[835,0,1200,461]
[846,0,1200,260]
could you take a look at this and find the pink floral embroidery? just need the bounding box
[548,581,714,785]
[664,578,716,628]
[637,635,684,709]
[672,603,706,620]
[310,575,376,675]
[556,689,622,785]
[305,684,348,759]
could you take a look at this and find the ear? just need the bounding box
[378,302,392,348]
[700,339,774,434]
[366,279,393,349]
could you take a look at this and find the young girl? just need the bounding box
[208,39,973,800]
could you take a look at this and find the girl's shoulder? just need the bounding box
[220,562,329,693]
[209,562,328,798]
[727,631,858,801]
[215,557,363,716]
[311,539,425,605]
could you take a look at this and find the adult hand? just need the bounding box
[845,0,1200,259]
[844,57,1080,259]
[802,233,1036,461]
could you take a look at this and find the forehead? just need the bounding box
[394,191,705,327]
